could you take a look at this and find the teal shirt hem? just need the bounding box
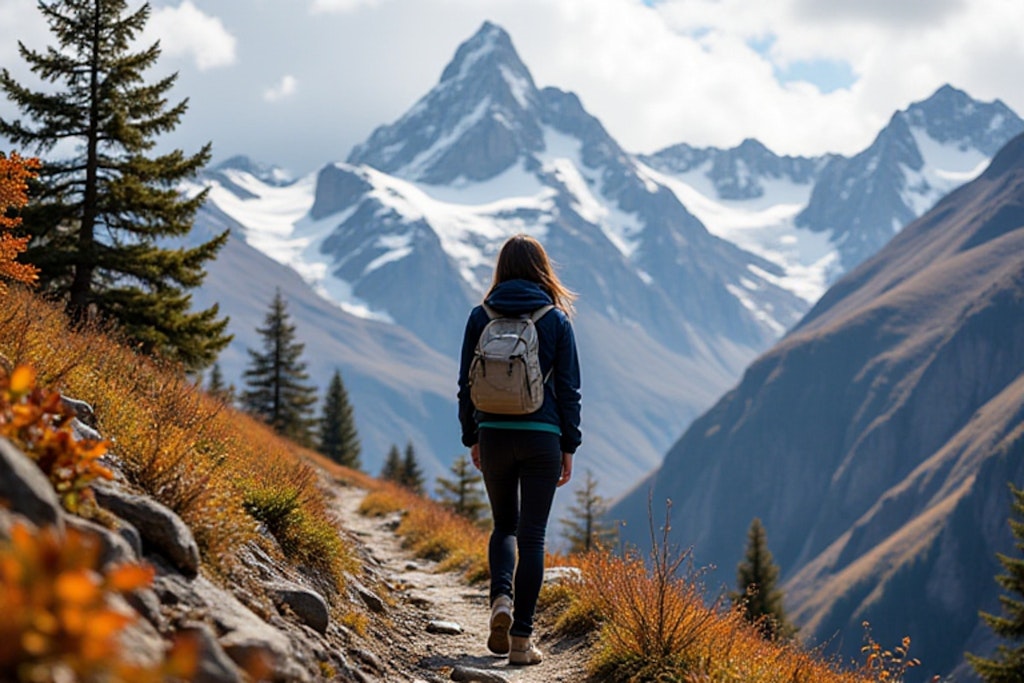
[478,421,562,436]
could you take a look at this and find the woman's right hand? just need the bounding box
[470,442,481,470]
[557,452,573,487]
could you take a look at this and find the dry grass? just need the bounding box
[358,481,490,583]
[541,502,880,683]
[349,461,899,682]
[0,285,354,592]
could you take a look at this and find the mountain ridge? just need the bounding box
[195,22,1022,536]
[610,131,1024,679]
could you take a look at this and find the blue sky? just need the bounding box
[1,0,1022,176]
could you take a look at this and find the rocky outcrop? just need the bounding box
[0,437,63,530]
[93,485,201,577]
[0,412,391,682]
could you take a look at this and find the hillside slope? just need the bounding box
[611,133,1024,679]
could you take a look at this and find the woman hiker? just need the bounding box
[457,233,582,665]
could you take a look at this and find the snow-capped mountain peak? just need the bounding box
[439,21,533,94]
[796,84,1023,272]
[194,19,1023,540]
[347,21,544,185]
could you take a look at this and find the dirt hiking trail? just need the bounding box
[334,484,593,683]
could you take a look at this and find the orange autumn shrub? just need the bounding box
[0,152,40,293]
[0,521,197,681]
[0,365,113,513]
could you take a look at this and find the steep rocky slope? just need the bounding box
[612,134,1024,679]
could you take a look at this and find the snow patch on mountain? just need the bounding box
[900,127,990,217]
[407,99,492,182]
[205,170,395,322]
[639,162,835,303]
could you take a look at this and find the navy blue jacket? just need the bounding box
[458,279,582,454]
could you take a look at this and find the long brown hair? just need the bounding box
[487,234,576,316]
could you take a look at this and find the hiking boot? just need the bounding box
[509,635,543,665]
[487,595,513,654]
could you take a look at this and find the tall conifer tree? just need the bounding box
[318,368,361,470]
[968,483,1024,681]
[731,517,794,640]
[0,0,229,370]
[241,290,317,446]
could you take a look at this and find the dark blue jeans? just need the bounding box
[479,428,562,637]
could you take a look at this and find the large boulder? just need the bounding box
[94,485,200,577]
[0,437,63,529]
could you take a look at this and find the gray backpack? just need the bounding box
[469,304,555,415]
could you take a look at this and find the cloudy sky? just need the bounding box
[1,0,1022,177]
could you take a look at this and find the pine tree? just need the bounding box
[399,441,425,494]
[968,483,1024,681]
[205,362,234,405]
[435,453,486,522]
[318,368,361,470]
[560,470,618,553]
[241,290,317,446]
[731,517,794,640]
[0,152,40,293]
[0,0,229,371]
[380,444,402,482]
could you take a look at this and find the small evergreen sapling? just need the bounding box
[241,290,318,446]
[380,444,402,482]
[731,517,794,640]
[968,483,1024,681]
[560,470,618,553]
[318,368,361,470]
[435,454,486,522]
[399,441,425,494]
[205,362,235,405]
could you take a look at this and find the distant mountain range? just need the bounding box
[191,20,1022,525]
[612,132,1024,680]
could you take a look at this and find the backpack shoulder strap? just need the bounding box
[481,303,500,320]
[529,304,555,323]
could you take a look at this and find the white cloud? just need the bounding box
[145,1,236,71]
[263,75,298,102]
[4,0,1024,174]
[310,0,385,14]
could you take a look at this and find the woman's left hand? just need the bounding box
[470,443,481,470]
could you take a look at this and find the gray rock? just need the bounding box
[170,573,309,682]
[70,417,103,443]
[111,594,165,669]
[0,436,63,529]
[115,517,144,558]
[60,395,97,427]
[426,620,463,635]
[125,586,165,631]
[349,648,383,674]
[349,576,386,614]
[543,566,582,585]
[178,622,245,683]
[94,484,200,577]
[450,666,509,682]
[268,581,329,634]
[64,515,138,567]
